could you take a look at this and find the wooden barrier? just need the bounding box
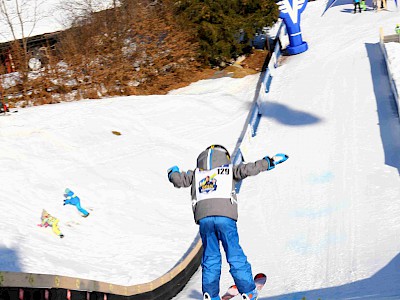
[0,236,202,299]
[383,34,400,43]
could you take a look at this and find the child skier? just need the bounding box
[361,0,367,10]
[0,92,9,114]
[395,24,400,35]
[167,145,288,300]
[372,0,378,10]
[354,0,362,13]
[0,100,9,114]
[64,188,90,217]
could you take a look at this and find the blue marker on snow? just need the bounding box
[64,188,90,217]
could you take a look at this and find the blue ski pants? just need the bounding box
[75,202,89,216]
[198,216,255,298]
[64,197,89,216]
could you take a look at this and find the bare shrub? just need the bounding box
[56,0,200,97]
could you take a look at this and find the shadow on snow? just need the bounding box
[262,252,400,300]
[0,247,22,273]
[258,101,322,126]
[365,43,400,175]
[322,0,374,15]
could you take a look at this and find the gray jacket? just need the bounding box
[169,147,270,223]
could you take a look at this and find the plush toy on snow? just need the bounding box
[38,209,64,238]
[64,188,90,217]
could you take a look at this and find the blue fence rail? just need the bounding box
[233,21,287,193]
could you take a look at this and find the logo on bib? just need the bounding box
[198,174,217,194]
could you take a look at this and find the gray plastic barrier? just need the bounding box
[379,29,399,112]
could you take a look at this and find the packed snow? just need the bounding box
[0,0,400,299]
[175,0,400,299]
[0,74,259,284]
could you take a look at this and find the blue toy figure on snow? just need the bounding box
[64,188,90,217]
[277,0,308,55]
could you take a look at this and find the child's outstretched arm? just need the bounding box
[233,153,288,180]
[63,198,72,205]
[167,166,194,188]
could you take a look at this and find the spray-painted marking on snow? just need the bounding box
[287,234,346,255]
[290,201,348,219]
[308,171,334,184]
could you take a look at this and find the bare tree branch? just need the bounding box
[56,0,121,27]
[0,0,46,41]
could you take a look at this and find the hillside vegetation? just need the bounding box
[2,0,278,107]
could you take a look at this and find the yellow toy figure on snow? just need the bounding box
[39,209,64,238]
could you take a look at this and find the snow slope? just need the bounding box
[0,74,259,285]
[173,1,400,299]
[0,0,400,299]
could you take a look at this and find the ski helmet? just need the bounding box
[197,144,231,170]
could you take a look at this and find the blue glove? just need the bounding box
[273,153,289,164]
[167,166,180,180]
[264,153,288,170]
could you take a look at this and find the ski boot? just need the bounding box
[203,292,220,300]
[241,287,258,300]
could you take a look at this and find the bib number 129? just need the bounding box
[217,168,230,175]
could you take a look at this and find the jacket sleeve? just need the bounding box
[169,170,194,188]
[233,158,269,181]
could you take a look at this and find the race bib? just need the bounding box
[194,164,233,202]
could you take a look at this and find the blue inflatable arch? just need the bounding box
[322,0,397,16]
